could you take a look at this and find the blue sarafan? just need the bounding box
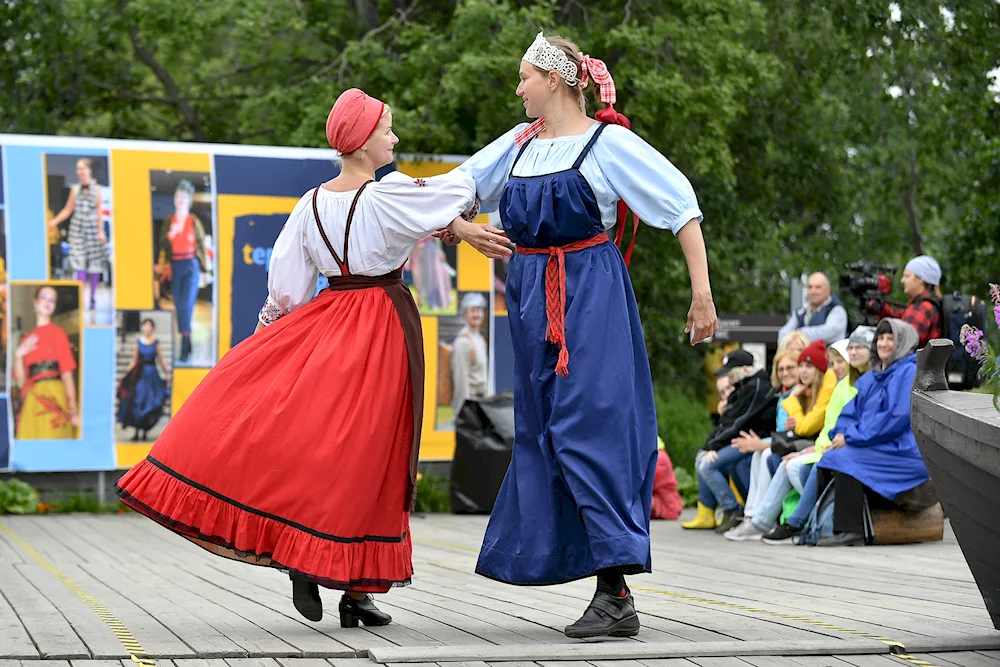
[459,119,703,586]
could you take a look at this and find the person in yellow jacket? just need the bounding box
[781,339,836,438]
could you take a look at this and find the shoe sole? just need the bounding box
[564,613,640,639]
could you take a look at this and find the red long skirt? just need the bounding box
[116,287,415,591]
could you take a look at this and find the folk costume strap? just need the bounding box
[312,180,372,276]
[516,32,641,266]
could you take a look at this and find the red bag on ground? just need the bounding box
[651,449,683,520]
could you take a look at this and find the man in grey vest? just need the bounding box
[777,272,848,344]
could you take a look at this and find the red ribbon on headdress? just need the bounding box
[326,88,385,154]
[514,55,641,266]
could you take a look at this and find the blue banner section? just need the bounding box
[215,155,340,197]
[12,327,116,471]
[0,397,9,471]
[493,316,514,394]
[5,146,47,281]
[230,213,288,347]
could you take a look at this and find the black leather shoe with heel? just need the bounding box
[339,594,392,628]
[290,573,323,622]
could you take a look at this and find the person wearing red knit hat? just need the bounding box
[446,32,718,639]
[116,88,509,628]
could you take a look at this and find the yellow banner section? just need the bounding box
[216,194,300,358]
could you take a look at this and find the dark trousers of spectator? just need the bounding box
[820,469,894,535]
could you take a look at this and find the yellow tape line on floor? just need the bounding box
[413,535,938,667]
[0,519,157,666]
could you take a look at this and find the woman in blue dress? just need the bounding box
[117,318,171,441]
[445,31,718,638]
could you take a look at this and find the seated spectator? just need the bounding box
[779,331,809,359]
[727,339,839,540]
[877,255,943,348]
[682,349,777,532]
[814,318,926,546]
[757,326,875,544]
[778,273,849,345]
[780,339,837,440]
[714,375,735,425]
[651,437,683,520]
[723,345,801,540]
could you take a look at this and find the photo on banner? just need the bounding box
[150,170,215,369]
[488,212,510,316]
[8,282,83,441]
[406,236,458,316]
[114,309,173,444]
[0,148,9,469]
[43,154,114,326]
[435,290,491,431]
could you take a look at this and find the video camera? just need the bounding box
[839,261,899,326]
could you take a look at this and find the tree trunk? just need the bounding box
[355,0,379,31]
[904,84,924,256]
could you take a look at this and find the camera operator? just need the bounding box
[876,255,943,348]
[778,273,849,345]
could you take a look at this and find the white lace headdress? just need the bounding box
[522,31,580,86]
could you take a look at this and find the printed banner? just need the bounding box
[1,134,512,471]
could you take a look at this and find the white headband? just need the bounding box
[522,31,579,86]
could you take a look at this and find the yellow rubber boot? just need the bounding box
[681,502,717,529]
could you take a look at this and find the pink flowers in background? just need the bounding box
[960,324,988,363]
[992,283,1000,328]
[961,282,999,411]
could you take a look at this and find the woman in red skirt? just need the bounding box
[115,89,510,626]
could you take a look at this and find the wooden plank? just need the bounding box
[69,660,125,667]
[0,577,39,658]
[170,660,232,667]
[15,661,73,667]
[389,585,554,645]
[687,660,750,667]
[0,564,90,659]
[537,662,593,667]
[413,565,735,644]
[978,653,1000,664]
[274,660,333,667]
[15,561,127,659]
[1,517,81,566]
[51,562,195,659]
[225,659,283,667]
[902,634,1000,653]
[366,639,891,663]
[101,560,302,658]
[928,652,1000,667]
[77,560,249,658]
[164,565,362,657]
[637,661,702,667]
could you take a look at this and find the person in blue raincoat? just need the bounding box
[444,32,718,639]
[815,317,929,546]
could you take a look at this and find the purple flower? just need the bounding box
[960,324,988,363]
[995,304,1000,329]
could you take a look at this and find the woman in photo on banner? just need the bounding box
[12,286,79,439]
[117,318,171,442]
[440,31,718,639]
[115,89,508,629]
[46,158,108,312]
[157,179,208,363]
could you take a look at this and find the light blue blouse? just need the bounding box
[458,122,703,235]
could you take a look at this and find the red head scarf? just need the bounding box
[325,88,386,154]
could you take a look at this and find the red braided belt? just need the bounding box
[516,232,610,376]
